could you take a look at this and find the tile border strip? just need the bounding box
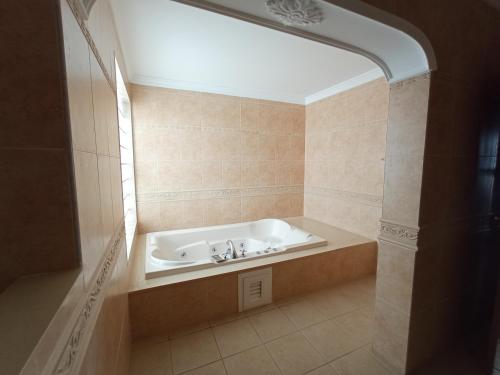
[137,185,305,202]
[50,224,125,375]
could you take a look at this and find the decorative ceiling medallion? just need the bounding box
[265,0,324,26]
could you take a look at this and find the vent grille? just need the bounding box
[248,281,263,300]
[238,268,272,311]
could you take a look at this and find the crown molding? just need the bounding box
[305,68,384,104]
[132,69,386,106]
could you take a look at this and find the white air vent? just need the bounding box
[238,268,272,312]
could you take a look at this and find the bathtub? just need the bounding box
[145,219,327,279]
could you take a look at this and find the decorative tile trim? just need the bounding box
[65,0,115,92]
[379,219,419,251]
[304,186,382,207]
[51,224,125,375]
[137,185,304,203]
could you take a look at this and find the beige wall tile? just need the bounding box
[74,151,104,286]
[204,198,241,226]
[136,202,161,233]
[133,87,305,231]
[106,84,120,158]
[110,156,124,230]
[97,155,114,249]
[385,75,430,157]
[90,54,110,156]
[222,161,241,187]
[63,11,95,153]
[201,93,241,129]
[382,154,424,227]
[304,79,388,239]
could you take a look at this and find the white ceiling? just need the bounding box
[109,0,383,104]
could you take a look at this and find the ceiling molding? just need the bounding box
[133,69,387,105]
[305,68,384,104]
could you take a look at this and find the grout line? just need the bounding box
[261,341,286,375]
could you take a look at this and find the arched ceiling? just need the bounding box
[173,0,435,82]
[109,0,386,104]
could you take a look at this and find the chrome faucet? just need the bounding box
[225,240,238,259]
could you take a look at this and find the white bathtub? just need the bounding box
[145,219,327,279]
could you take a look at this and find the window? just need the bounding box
[115,60,137,258]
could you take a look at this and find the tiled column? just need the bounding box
[372,74,430,373]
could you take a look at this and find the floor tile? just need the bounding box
[301,320,354,361]
[249,308,296,342]
[333,310,373,348]
[306,364,341,375]
[130,340,172,375]
[223,346,281,375]
[244,303,277,316]
[169,321,211,339]
[331,347,392,375]
[210,312,246,327]
[171,329,221,374]
[337,283,375,309]
[306,289,359,319]
[213,318,261,357]
[182,360,227,375]
[266,332,326,375]
[280,299,327,329]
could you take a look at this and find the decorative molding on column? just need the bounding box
[49,224,125,375]
[65,0,116,92]
[379,219,420,251]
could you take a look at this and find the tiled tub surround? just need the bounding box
[129,217,377,340]
[132,84,305,233]
[304,78,389,239]
[129,276,389,375]
[146,218,327,278]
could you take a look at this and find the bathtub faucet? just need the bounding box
[225,240,238,259]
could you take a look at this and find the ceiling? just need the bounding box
[109,0,383,104]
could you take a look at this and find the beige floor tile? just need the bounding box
[213,318,261,357]
[244,303,277,316]
[171,329,221,374]
[331,347,392,375]
[223,346,281,375]
[280,299,327,329]
[266,332,327,375]
[333,311,373,349]
[307,364,341,375]
[306,289,359,319]
[130,340,172,375]
[182,360,227,375]
[249,308,296,342]
[169,321,211,339]
[301,320,354,361]
[337,284,375,309]
[210,312,246,327]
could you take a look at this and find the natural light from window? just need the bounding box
[115,59,137,258]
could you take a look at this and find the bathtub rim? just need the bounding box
[129,216,375,294]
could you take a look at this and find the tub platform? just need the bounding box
[128,217,377,340]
